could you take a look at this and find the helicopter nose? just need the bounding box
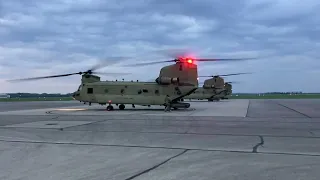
[72,91,80,99]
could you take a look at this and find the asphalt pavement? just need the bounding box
[0,99,320,180]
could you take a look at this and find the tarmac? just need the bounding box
[0,99,320,180]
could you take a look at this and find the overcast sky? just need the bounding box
[1,0,319,93]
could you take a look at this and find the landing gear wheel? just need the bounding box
[106,105,114,111]
[119,104,125,110]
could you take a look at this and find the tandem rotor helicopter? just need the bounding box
[184,73,250,101]
[7,53,256,112]
[221,81,240,99]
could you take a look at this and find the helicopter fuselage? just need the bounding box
[71,62,199,111]
[72,81,197,106]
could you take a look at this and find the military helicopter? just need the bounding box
[221,81,238,99]
[8,55,255,112]
[184,73,250,101]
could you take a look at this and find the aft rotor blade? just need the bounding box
[196,58,257,62]
[219,72,252,76]
[123,59,176,67]
[7,72,81,82]
[198,72,252,78]
[149,48,193,58]
[198,75,213,78]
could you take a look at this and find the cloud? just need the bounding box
[0,0,320,93]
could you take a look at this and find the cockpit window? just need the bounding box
[78,85,82,91]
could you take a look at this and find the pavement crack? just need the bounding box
[62,119,109,130]
[309,131,315,136]
[245,100,251,117]
[275,102,311,118]
[124,149,189,180]
[2,139,320,157]
[252,135,264,153]
[51,116,60,120]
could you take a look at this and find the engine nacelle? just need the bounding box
[203,84,214,89]
[156,77,180,85]
[81,74,100,83]
[171,77,179,83]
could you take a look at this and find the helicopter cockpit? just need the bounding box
[77,85,83,91]
[72,85,82,99]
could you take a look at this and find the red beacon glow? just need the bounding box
[178,56,194,64]
[187,59,193,64]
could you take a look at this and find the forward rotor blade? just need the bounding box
[89,57,131,71]
[225,81,240,84]
[6,58,132,82]
[89,62,112,71]
[7,72,81,82]
[93,72,132,76]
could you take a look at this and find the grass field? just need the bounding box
[230,94,320,99]
[1,94,320,102]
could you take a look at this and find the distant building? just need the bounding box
[0,93,10,98]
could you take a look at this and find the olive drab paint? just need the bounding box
[72,62,198,111]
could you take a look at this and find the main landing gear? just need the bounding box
[106,103,126,111]
[119,104,125,110]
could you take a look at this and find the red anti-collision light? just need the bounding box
[187,59,193,64]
